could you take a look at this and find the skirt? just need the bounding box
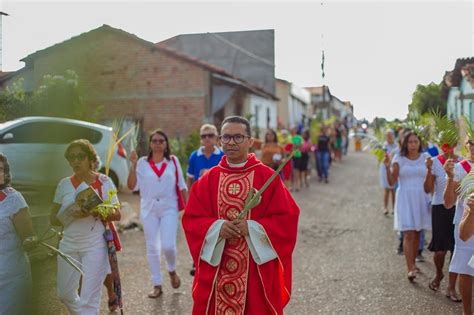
[294,153,310,171]
[428,204,455,252]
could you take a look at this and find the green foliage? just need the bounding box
[408,82,446,118]
[0,70,101,122]
[309,118,322,144]
[0,79,32,121]
[169,131,201,170]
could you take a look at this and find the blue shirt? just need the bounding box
[186,146,224,183]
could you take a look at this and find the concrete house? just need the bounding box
[158,29,278,136]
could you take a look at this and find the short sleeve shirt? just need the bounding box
[136,155,187,215]
[453,161,473,224]
[186,147,224,182]
[53,174,118,252]
[292,135,303,158]
[0,187,30,278]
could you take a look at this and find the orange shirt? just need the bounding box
[261,143,284,168]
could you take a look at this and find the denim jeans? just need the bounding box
[316,151,330,179]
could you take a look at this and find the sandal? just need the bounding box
[428,274,444,292]
[446,290,462,303]
[147,285,163,299]
[108,296,119,312]
[407,270,416,282]
[169,271,181,289]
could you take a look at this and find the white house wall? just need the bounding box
[447,78,474,121]
[288,96,306,127]
[248,94,277,132]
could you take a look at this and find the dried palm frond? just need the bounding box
[129,122,141,152]
[38,228,84,275]
[105,118,135,176]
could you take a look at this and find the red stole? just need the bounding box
[182,154,299,315]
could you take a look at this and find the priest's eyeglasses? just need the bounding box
[219,134,250,144]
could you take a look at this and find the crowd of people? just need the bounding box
[0,115,302,315]
[381,122,474,314]
[4,113,474,314]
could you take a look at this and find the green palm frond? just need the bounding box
[458,170,474,200]
[463,115,474,141]
[431,111,460,148]
[402,120,430,145]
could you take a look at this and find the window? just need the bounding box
[0,121,103,144]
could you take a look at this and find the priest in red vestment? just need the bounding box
[182,116,300,315]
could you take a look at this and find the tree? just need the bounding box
[0,79,32,121]
[0,70,101,122]
[408,82,446,118]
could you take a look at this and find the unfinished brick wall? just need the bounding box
[28,27,210,137]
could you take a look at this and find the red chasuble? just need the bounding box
[182,153,299,315]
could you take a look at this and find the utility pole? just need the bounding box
[0,11,9,71]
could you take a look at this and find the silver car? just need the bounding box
[0,116,129,190]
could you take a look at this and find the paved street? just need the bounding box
[33,149,463,314]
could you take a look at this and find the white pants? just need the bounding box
[141,208,179,286]
[56,246,109,315]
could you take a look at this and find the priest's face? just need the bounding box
[220,122,254,164]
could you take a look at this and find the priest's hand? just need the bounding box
[220,220,241,239]
[233,219,249,237]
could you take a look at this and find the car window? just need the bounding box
[0,121,103,144]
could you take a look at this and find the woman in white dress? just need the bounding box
[379,129,398,215]
[444,139,474,315]
[50,139,121,315]
[128,129,188,298]
[0,153,37,315]
[384,131,431,281]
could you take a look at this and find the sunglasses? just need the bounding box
[66,153,87,162]
[219,134,250,144]
[151,139,166,145]
[200,134,216,139]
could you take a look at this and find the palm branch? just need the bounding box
[458,170,474,201]
[430,111,459,155]
[402,120,430,145]
[463,115,474,141]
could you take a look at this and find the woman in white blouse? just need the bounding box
[50,139,121,315]
[128,129,188,298]
[0,153,37,315]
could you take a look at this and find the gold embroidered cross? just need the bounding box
[228,183,241,195]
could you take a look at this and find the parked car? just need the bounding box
[0,116,129,190]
